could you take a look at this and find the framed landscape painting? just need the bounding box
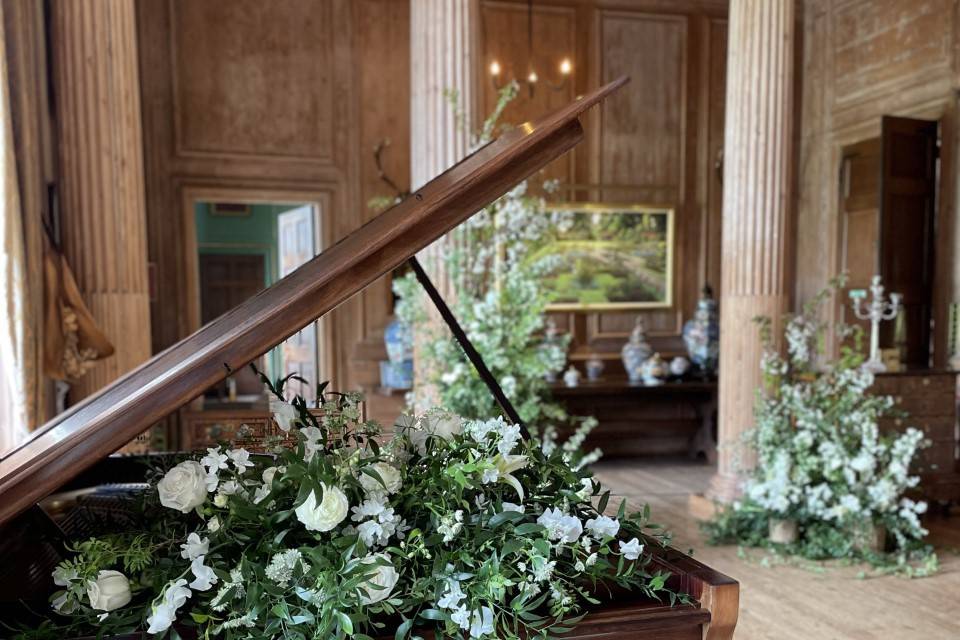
[533,203,674,310]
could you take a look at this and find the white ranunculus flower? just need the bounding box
[158,460,207,513]
[295,483,349,532]
[86,570,132,612]
[179,532,210,560]
[271,399,299,432]
[585,515,620,539]
[358,554,399,604]
[360,462,403,495]
[618,537,644,560]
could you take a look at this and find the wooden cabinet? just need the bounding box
[551,379,717,460]
[872,370,960,502]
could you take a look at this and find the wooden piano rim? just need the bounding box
[0,77,627,527]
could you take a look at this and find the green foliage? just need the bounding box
[22,372,684,639]
[703,276,938,576]
[394,82,598,456]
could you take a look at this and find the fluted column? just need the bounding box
[50,0,151,403]
[410,0,478,406]
[709,0,795,502]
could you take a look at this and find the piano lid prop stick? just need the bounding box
[407,256,530,440]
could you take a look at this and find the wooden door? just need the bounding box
[277,206,319,399]
[879,116,938,367]
[839,138,881,344]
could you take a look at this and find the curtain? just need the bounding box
[0,0,31,455]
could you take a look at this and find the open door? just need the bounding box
[879,116,938,367]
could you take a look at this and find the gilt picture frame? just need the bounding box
[534,203,674,311]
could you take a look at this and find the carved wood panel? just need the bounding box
[169,0,336,162]
[597,11,686,199]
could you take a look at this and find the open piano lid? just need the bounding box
[0,77,629,526]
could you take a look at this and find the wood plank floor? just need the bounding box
[593,459,960,640]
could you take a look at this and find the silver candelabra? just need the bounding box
[849,275,902,373]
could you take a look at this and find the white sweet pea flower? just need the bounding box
[301,426,324,462]
[158,461,207,513]
[537,507,582,544]
[271,399,299,432]
[358,554,399,604]
[147,579,191,634]
[179,532,210,560]
[451,605,471,630]
[585,515,620,539]
[189,556,218,591]
[295,483,349,532]
[86,570,131,612]
[501,502,525,513]
[618,537,644,560]
[52,591,75,614]
[207,516,221,533]
[469,606,495,638]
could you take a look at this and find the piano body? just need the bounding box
[0,78,738,639]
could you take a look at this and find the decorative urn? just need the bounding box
[682,285,720,376]
[380,316,414,389]
[640,353,668,386]
[563,365,582,388]
[621,317,653,383]
[585,356,605,381]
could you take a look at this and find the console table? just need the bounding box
[551,379,717,461]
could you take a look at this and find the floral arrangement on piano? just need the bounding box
[703,279,938,576]
[36,377,682,639]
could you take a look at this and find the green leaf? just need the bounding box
[395,617,414,640]
[337,611,354,635]
[489,510,526,528]
[514,523,545,535]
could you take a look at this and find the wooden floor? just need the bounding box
[593,460,960,640]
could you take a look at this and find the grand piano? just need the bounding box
[0,78,738,639]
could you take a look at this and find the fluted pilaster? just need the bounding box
[410,0,478,406]
[51,0,151,403]
[709,0,795,502]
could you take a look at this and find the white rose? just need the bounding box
[158,461,207,513]
[360,462,403,495]
[358,554,399,604]
[207,516,221,532]
[424,412,463,441]
[86,570,131,612]
[295,483,349,532]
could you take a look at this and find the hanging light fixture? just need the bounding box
[489,0,571,97]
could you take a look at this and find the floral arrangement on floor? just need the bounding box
[702,279,937,575]
[25,375,682,639]
[393,81,597,458]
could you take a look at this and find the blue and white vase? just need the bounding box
[682,285,720,375]
[621,317,653,383]
[585,356,605,381]
[384,317,413,363]
[563,365,581,388]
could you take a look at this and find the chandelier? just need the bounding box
[488,0,572,97]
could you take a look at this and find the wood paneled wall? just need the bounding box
[796,0,960,364]
[137,0,410,427]
[479,0,728,362]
